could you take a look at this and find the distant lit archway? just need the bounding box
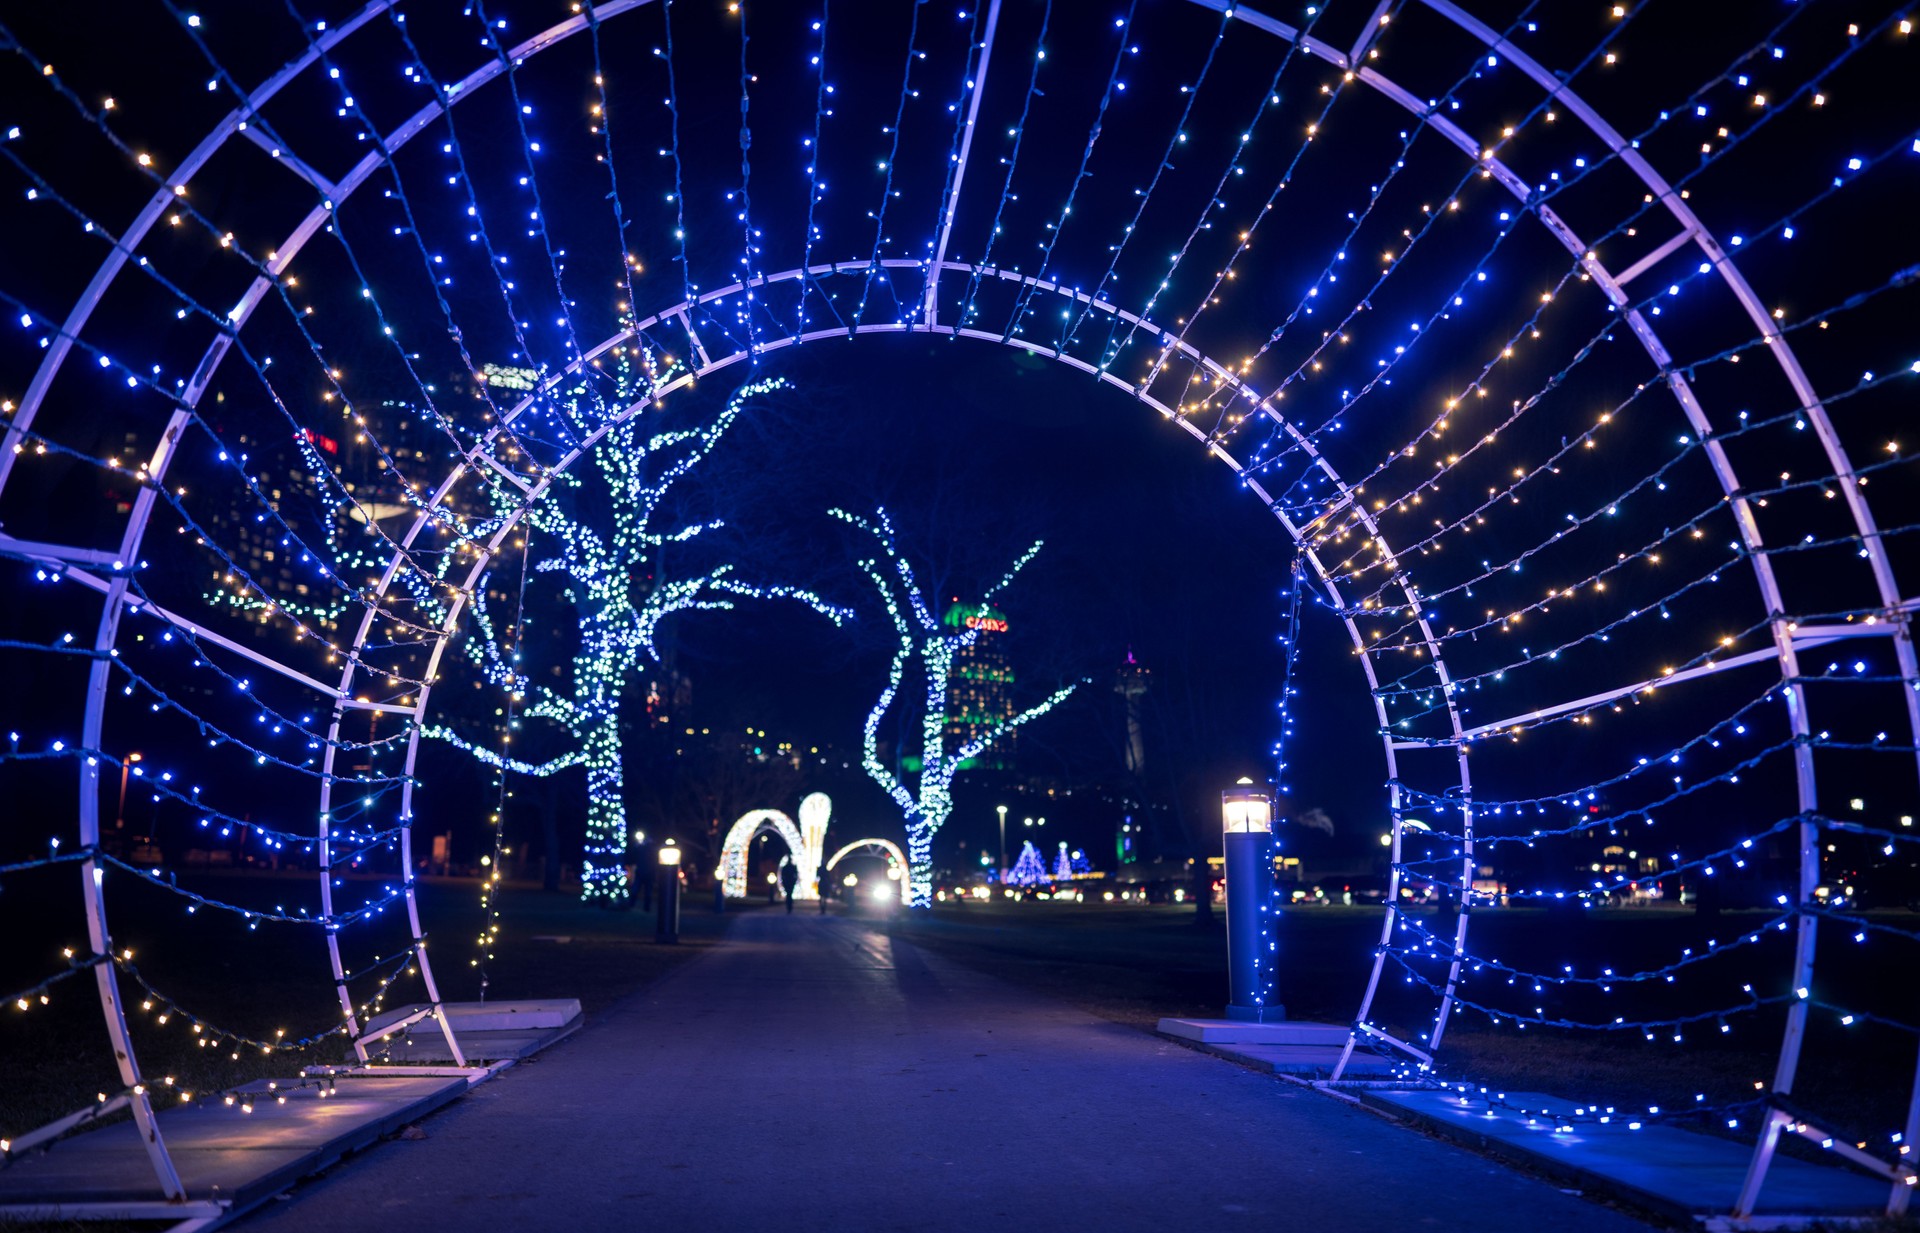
[720,793,832,900]
[825,839,912,906]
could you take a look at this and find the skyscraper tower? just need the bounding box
[943,601,1016,770]
[1115,648,1151,776]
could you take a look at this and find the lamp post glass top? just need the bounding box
[1221,785,1273,834]
[658,846,682,867]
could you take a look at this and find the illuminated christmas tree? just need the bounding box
[833,508,1081,907]
[1008,841,1048,889]
[428,363,844,902]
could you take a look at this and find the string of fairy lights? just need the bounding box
[1216,0,1835,455]
[0,0,1913,1201]
[1303,139,1919,624]
[994,0,1139,344]
[8,17,542,595]
[1184,3,1638,441]
[1254,68,1918,602]
[949,0,1053,334]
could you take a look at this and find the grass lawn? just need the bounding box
[0,868,728,1141]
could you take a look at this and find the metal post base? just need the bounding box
[1225,1003,1287,1023]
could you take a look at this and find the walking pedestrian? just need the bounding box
[779,859,799,914]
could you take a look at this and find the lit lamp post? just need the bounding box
[655,845,682,943]
[1222,780,1282,1022]
[996,804,1007,881]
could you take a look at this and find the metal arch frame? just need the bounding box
[0,0,1910,1215]
[824,839,912,906]
[1203,2,1918,1212]
[0,0,661,1192]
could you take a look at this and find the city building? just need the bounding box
[201,396,460,637]
[943,601,1016,771]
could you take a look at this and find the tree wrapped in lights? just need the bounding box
[431,371,844,902]
[832,508,1081,907]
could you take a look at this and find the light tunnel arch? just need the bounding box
[825,840,912,907]
[12,0,1894,1094]
[719,793,833,900]
[0,0,1912,1215]
[718,811,805,900]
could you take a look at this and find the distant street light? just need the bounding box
[116,752,141,836]
[996,804,1008,878]
[655,844,682,943]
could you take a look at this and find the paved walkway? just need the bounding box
[240,912,1647,1231]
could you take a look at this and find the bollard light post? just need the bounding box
[1221,781,1283,1022]
[655,845,682,944]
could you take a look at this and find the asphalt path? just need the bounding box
[237,910,1648,1231]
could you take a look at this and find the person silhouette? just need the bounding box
[779,859,799,914]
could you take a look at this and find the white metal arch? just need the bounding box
[0,0,1910,1216]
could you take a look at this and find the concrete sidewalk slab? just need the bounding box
[1192,1041,1399,1077]
[1156,1018,1352,1045]
[358,1000,586,1064]
[1362,1088,1890,1222]
[234,912,1649,1233]
[0,1073,467,1221]
[1154,1018,1397,1076]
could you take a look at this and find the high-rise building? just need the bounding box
[201,397,456,637]
[943,602,1016,771]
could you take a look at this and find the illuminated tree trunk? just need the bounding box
[904,816,938,908]
[578,709,629,902]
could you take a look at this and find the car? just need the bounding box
[1312,875,1390,905]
